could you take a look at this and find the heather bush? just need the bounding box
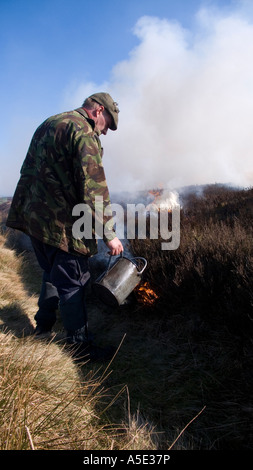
[131,185,253,334]
[128,186,253,450]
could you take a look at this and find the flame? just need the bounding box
[148,188,163,198]
[136,281,159,306]
[147,189,180,213]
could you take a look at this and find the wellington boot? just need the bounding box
[33,325,55,340]
[34,279,59,331]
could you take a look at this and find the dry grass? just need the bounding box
[0,332,93,450]
[0,231,157,451]
[0,233,38,336]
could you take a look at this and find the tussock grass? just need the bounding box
[0,233,38,336]
[0,232,157,450]
[0,328,157,450]
[0,332,91,450]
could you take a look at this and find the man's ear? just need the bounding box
[95,105,104,116]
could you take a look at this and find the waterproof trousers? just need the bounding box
[30,236,90,341]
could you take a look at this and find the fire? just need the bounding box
[147,189,180,213]
[136,281,159,306]
[148,188,163,199]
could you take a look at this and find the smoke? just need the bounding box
[69,5,253,193]
[147,189,180,211]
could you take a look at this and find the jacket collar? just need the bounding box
[75,107,96,130]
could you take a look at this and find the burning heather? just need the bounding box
[147,189,180,212]
[135,281,159,306]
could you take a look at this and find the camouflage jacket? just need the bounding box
[6,108,116,256]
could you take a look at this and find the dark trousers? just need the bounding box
[30,236,90,338]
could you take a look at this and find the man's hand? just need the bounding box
[106,237,124,256]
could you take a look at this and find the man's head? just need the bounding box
[82,92,119,134]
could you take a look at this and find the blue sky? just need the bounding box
[1,0,253,195]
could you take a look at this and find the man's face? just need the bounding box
[95,107,113,135]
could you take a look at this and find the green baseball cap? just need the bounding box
[89,92,119,130]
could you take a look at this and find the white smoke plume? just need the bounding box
[67,4,253,193]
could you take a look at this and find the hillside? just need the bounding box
[0,184,252,450]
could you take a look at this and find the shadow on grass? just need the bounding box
[0,303,34,338]
[1,230,42,337]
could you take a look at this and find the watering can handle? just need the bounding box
[132,257,148,275]
[106,252,124,273]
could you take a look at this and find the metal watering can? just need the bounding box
[93,253,147,307]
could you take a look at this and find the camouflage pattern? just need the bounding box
[6,107,116,256]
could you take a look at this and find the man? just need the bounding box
[6,92,123,361]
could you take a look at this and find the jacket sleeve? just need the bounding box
[72,128,116,242]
